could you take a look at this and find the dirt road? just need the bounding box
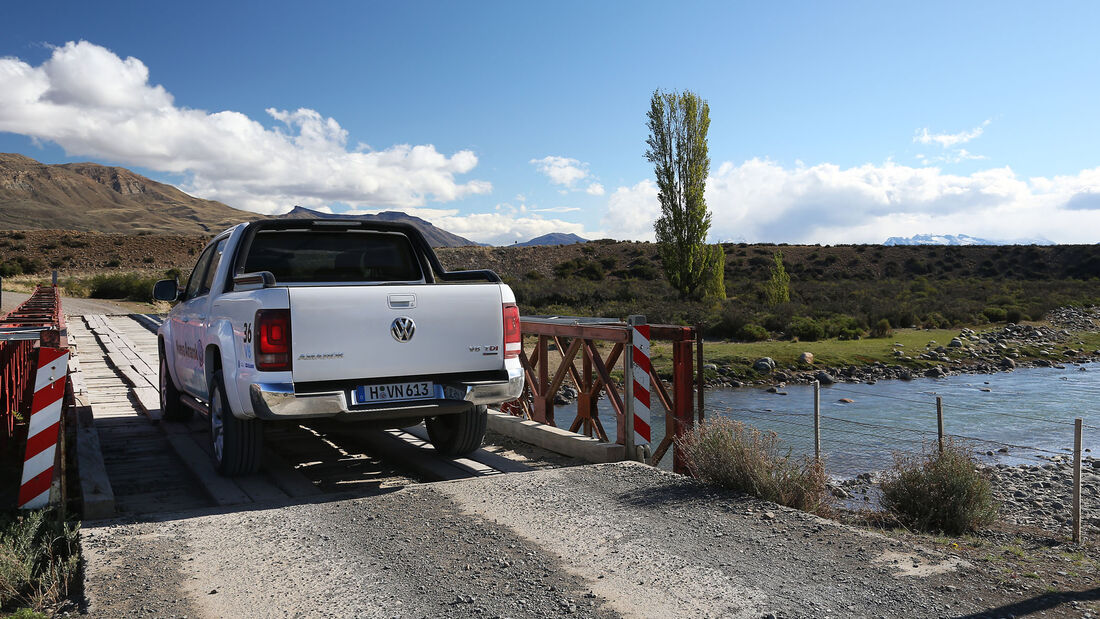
[0,289,138,316]
[81,462,1039,618]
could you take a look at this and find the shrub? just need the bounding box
[737,324,769,342]
[982,306,1007,322]
[0,509,81,613]
[869,318,892,338]
[788,316,824,342]
[878,440,997,534]
[1004,307,1024,324]
[9,232,25,240]
[87,272,161,301]
[677,418,831,514]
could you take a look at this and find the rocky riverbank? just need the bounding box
[989,453,1100,536]
[833,452,1100,537]
[704,306,1100,389]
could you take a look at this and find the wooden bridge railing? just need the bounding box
[504,316,704,473]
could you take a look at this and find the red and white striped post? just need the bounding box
[624,315,651,462]
[18,347,69,509]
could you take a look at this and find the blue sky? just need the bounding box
[2,1,1100,244]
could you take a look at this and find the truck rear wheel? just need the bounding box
[159,348,192,422]
[426,404,487,457]
[209,370,263,476]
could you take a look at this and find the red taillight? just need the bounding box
[255,309,292,371]
[503,303,521,359]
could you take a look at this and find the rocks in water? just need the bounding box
[753,357,776,373]
[838,398,854,404]
[924,366,946,378]
[799,351,814,364]
[1000,357,1016,369]
[814,371,835,385]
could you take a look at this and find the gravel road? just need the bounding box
[80,462,1033,618]
[0,289,134,316]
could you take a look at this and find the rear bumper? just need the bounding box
[247,364,524,420]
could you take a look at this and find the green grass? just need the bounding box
[690,328,963,374]
[0,509,80,614]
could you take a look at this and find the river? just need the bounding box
[589,362,1099,477]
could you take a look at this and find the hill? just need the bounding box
[0,153,258,234]
[275,206,483,248]
[515,233,587,247]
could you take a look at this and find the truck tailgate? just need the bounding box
[288,284,505,383]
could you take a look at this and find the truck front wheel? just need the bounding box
[209,370,263,476]
[425,404,487,457]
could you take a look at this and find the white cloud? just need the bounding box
[530,156,589,186]
[530,155,605,196]
[341,204,588,246]
[601,180,660,241]
[602,160,1100,244]
[914,120,990,148]
[0,41,491,214]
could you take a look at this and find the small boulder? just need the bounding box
[703,363,718,371]
[814,371,836,385]
[1000,357,1016,370]
[753,357,776,373]
[799,351,814,364]
[948,338,964,348]
[924,366,946,378]
[838,398,854,404]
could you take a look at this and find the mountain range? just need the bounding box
[274,206,483,247]
[883,233,1053,246]
[514,233,587,247]
[0,153,257,235]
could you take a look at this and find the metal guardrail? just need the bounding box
[0,286,66,441]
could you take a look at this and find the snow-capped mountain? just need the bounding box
[883,234,1052,246]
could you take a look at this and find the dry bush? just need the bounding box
[879,439,997,534]
[0,509,80,614]
[677,417,831,514]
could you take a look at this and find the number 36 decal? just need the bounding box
[242,322,253,344]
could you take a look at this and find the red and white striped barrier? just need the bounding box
[18,347,69,509]
[631,323,651,446]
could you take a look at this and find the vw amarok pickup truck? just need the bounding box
[153,219,524,475]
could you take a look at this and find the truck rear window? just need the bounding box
[242,230,423,283]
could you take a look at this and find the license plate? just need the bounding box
[354,381,436,404]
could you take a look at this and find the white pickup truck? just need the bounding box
[153,219,524,476]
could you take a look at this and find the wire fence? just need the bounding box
[709,379,1090,479]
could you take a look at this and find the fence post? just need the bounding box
[813,380,821,462]
[1073,418,1083,544]
[51,270,58,287]
[936,397,944,453]
[696,326,704,424]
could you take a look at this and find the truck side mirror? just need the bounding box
[153,279,180,302]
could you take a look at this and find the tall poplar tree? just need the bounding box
[645,89,724,300]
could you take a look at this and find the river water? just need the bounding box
[590,362,1100,477]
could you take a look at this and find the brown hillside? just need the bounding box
[0,153,259,234]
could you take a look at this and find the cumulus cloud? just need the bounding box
[602,160,1100,244]
[601,180,660,241]
[0,41,491,214]
[530,155,605,196]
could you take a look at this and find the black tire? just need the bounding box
[159,346,192,421]
[425,404,487,457]
[209,370,263,476]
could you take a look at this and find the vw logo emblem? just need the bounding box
[391,317,416,342]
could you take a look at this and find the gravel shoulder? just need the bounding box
[77,462,1080,619]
